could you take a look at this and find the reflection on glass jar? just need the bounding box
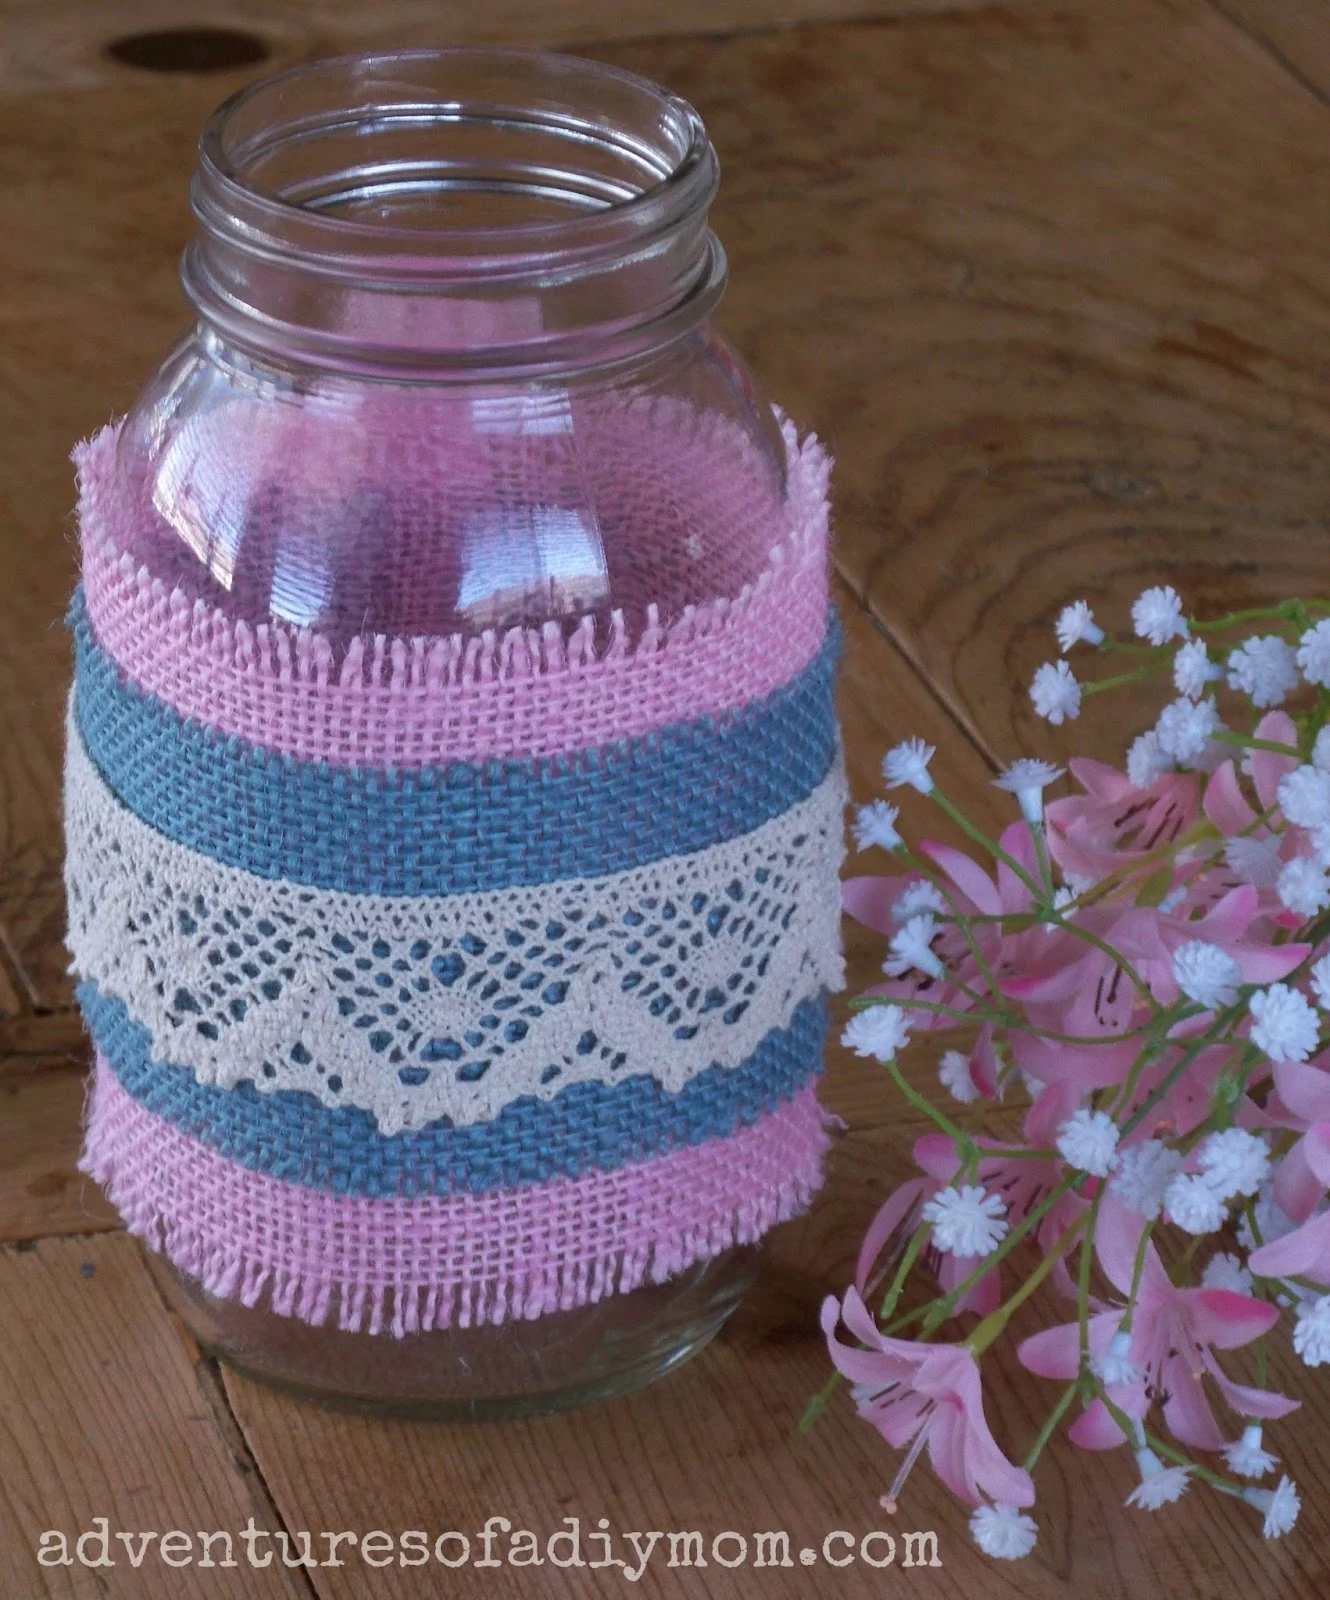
[68,46,842,1416]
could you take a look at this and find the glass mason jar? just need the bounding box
[74,48,838,1417]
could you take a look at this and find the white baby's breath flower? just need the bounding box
[1201,1251,1254,1296]
[1313,727,1330,773]
[1173,639,1219,699]
[1056,1108,1120,1177]
[1126,730,1174,789]
[884,914,945,981]
[1249,983,1321,1064]
[969,1503,1038,1561]
[1126,1449,1190,1510]
[1055,600,1104,653]
[1310,952,1330,1011]
[882,738,936,794]
[1110,1139,1183,1221]
[1310,823,1330,869]
[1197,1128,1270,1202]
[993,758,1065,824]
[1293,1294,1330,1367]
[1298,618,1330,688]
[1164,1172,1227,1235]
[1243,1476,1300,1540]
[1091,1328,1143,1387]
[1030,660,1082,725]
[1224,1424,1277,1481]
[892,880,948,922]
[1227,636,1300,708]
[1279,856,1330,918]
[1154,695,1221,763]
[1171,941,1241,1010]
[939,1048,980,1104]
[841,1006,913,1062]
[1132,586,1189,646]
[921,1184,1008,1258]
[1223,834,1282,890]
[1278,765,1330,830]
[853,799,903,853]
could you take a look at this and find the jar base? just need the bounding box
[147,1247,759,1420]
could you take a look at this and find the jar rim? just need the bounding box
[195,46,716,263]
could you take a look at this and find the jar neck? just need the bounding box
[181,49,727,382]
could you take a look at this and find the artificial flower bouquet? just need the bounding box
[815,587,1330,1559]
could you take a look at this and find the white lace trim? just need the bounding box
[65,713,845,1134]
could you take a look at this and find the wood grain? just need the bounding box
[0,1232,310,1599]
[3,0,1330,1594]
[589,0,1330,770]
[0,0,1038,96]
[0,1067,117,1242]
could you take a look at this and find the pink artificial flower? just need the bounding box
[1248,1197,1330,1283]
[822,1288,1035,1509]
[844,822,1082,1044]
[855,1082,1088,1322]
[1018,1196,1297,1451]
[1045,760,1201,885]
[1267,1060,1330,1222]
[1002,887,1305,1094]
[1204,713,1305,925]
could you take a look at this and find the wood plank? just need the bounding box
[222,1115,1330,1600]
[0,1067,117,1243]
[588,0,1330,768]
[0,0,1039,97]
[1208,0,1330,108]
[0,1232,310,1599]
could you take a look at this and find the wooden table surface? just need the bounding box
[4,0,1330,1595]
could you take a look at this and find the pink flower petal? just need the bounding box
[1161,1362,1225,1451]
[1249,1209,1330,1281]
[918,841,1000,917]
[1094,1193,1154,1298]
[1201,1353,1301,1422]
[1017,1318,1096,1380]
[1186,1288,1279,1349]
[1069,1396,1134,1451]
[1250,712,1300,809]
[1204,761,1256,836]
[842,875,912,936]
[1273,1060,1330,1124]
[855,1179,927,1297]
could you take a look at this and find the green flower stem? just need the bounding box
[1041,911,1159,1009]
[1023,1380,1082,1472]
[1078,1191,1103,1362]
[1191,602,1327,633]
[1116,1010,1250,1142]
[1082,665,1165,696]
[1029,817,1055,897]
[967,1210,1090,1353]
[799,1370,841,1433]
[893,845,1006,1005]
[1122,1221,1155,1327]
[879,1220,932,1321]
[927,788,1047,905]
[848,993,1161,1051]
[1092,1390,1248,1495]
[886,1058,966,1143]
[1211,730,1301,757]
[888,1174,1081,1339]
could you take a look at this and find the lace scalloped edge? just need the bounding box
[65,708,848,1133]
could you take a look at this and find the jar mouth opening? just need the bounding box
[196,47,716,262]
